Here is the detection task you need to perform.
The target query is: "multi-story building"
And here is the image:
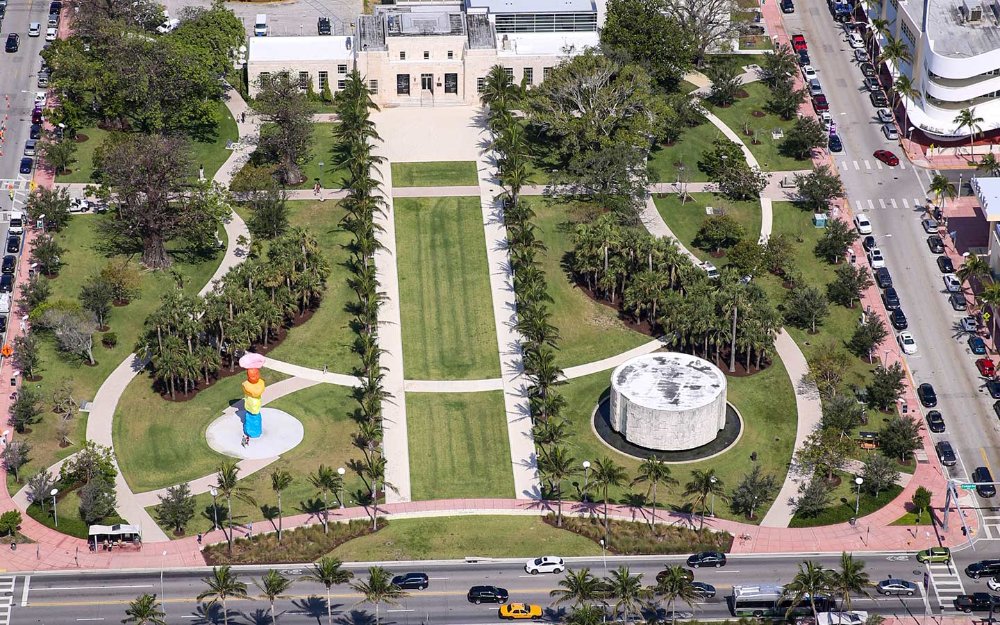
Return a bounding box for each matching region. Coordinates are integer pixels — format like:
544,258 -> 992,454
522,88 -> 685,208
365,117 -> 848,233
247,0 -> 599,106
872,0 -> 1000,139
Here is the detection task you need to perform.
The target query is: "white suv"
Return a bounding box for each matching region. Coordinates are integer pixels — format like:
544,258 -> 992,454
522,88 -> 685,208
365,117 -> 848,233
28,22 -> 40,37
525,556 -> 565,575
854,213 -> 872,234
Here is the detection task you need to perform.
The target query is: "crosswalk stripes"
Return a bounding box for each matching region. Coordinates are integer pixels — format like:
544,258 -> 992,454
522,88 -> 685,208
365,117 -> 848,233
0,576 -> 14,625
926,562 -> 966,612
846,197 -> 929,211
890,199 -> 898,209
838,159 -> 906,171
879,199 -> 886,209
868,199 -> 875,211
864,160 -> 872,170
978,514 -> 1000,539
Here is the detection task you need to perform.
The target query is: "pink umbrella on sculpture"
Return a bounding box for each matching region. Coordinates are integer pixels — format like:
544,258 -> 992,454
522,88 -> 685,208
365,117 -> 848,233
239,352 -> 266,370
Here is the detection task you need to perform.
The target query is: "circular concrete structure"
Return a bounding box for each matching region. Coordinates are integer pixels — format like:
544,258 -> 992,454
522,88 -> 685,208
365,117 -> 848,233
206,407 -> 304,460
609,353 -> 727,451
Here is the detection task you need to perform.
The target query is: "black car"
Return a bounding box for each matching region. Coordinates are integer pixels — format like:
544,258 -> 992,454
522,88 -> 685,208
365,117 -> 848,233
317,16 -> 331,35
1,255 -> 15,275
829,134 -> 843,152
687,551 -> 726,568
882,287 -> 900,310
391,573 -> 429,590
890,308 -> 908,330
49,0 -> 62,12
870,91 -> 889,107
781,0 -> 795,10
967,561 -> 1000,579
19,157 -> 33,174
987,379 -> 1000,400
0,274 -> 13,294
468,585 -> 508,604
798,49 -> 810,65
4,33 -> 18,52
926,410 -> 945,433
875,267 -> 892,289
860,62 -> 876,77
918,383 -> 937,407
29,124 -> 41,140
973,467 -> 997,498
937,255 -> 955,273
656,568 -> 694,583
951,292 -> 968,311
863,235 -> 877,251
955,593 -> 1000,612
994,400 -> 1000,421
0,316 -> 7,333
691,582 -> 717,598
927,235 -> 945,253
6,236 -> 19,254
936,441 -> 957,467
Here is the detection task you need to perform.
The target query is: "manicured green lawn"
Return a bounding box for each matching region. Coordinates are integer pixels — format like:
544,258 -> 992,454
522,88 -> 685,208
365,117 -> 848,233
8,215 -> 222,495
292,122 -> 350,190
557,359 -> 796,523
407,392 -> 514,500
790,472 -> 903,528
330,516 -> 601,561
653,193 -> 763,263
647,122 -> 720,183
707,82 -> 812,172
739,35 -> 773,51
143,383 -> 369,537
391,161 -> 479,187
395,196 -> 500,380
256,201 -> 356,374
26,488 -> 124,539
533,201 -> 651,369
55,100 -> 238,184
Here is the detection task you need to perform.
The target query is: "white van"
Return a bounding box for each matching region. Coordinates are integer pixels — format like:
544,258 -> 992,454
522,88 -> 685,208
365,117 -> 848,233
0,293 -> 11,315
254,14 -> 268,37
8,211 -> 23,235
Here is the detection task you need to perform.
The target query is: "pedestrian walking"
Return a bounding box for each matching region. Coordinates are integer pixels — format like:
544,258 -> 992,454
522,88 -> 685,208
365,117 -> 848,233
323,364 -> 328,374
248,521 -> 253,537
197,532 -> 202,545
240,111 -> 246,123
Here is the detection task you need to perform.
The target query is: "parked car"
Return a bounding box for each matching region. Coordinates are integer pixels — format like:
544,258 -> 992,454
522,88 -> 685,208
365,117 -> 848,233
499,604 -> 543,620
808,78 -> 823,96
468,586 -> 509,604
882,287 -> 900,310
860,62 -> 877,77
0,274 -> 12,293
854,48 -> 869,63
848,31 -> 864,48
961,316 -> 979,332
890,308 -> 907,330
525,556 -> 565,574
44,27 -> 56,41
4,33 -> 18,52
974,466 -> 997,497
792,34 -> 808,50
927,235 -> 945,253
863,235 -> 877,251
977,358 -> 996,378
943,274 -> 962,292
873,149 -> 899,166
954,593 -> 1000,612
18,158 -> 33,174
813,94 -> 829,112
989,577 -> 1000,592
317,16 -> 331,35
687,552 -> 727,568
867,247 -> 886,268
917,546 -> 951,563
936,441 -> 957,466
870,91 -> 889,107
391,573 -> 429,590
31,109 -> 42,125
987,379 -> 1000,399
882,123 -> 899,140
951,292 -> 968,311
29,124 -> 41,140
801,64 -> 818,81
874,266 -> 892,288
798,49 -> 811,65
854,213 -> 873,234
0,255 -> 14,275
877,579 -> 918,596
5,236 -> 19,254
898,331 -> 917,354
877,108 -> 894,123
994,400 -> 1000,420
781,0 -> 795,12
829,134 -> 843,152
864,77 -> 881,92
918,383 -> 937,407
967,561 -> 1000,579
937,255 -> 955,273
923,218 -> 940,233
0,316 -> 7,333
970,336 -> 988,354
926,410 -> 945,433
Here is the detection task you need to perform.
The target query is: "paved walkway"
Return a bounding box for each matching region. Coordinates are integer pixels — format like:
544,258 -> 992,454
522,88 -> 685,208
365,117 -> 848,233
475,116 -> 539,499
370,111 -> 411,504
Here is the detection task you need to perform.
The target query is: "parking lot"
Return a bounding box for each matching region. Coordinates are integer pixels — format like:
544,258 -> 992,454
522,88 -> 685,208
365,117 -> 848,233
161,0 -> 362,37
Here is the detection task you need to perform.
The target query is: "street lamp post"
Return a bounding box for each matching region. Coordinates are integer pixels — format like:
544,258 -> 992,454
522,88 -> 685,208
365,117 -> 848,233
210,487 -> 219,531
582,461 -> 591,501
337,467 -> 346,507
710,476 -> 718,517
51,488 -> 58,528
160,550 -> 167,611
599,538 -> 608,574
855,477 -> 864,517
959,173 -> 964,198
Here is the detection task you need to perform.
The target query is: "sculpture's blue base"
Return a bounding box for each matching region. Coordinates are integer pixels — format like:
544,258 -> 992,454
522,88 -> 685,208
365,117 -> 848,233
244,412 -> 262,438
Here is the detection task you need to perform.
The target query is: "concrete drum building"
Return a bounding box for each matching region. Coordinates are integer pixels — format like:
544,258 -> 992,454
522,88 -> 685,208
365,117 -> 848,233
609,353 -> 728,451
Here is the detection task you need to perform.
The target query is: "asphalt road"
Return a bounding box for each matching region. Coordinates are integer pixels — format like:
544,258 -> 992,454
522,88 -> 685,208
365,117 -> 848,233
6,553 -> 956,624
781,0 -> 1000,531
0,0 -> 46,186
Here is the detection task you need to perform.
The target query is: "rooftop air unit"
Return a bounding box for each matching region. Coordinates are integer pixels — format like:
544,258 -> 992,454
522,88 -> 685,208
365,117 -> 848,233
962,0 -> 983,22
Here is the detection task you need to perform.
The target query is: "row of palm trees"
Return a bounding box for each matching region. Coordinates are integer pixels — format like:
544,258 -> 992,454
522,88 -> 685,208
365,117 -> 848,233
332,70 -> 393,522
137,228 -> 329,398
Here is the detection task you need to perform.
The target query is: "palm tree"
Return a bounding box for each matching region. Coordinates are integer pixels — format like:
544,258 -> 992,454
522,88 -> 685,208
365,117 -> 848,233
957,253 -> 991,286
603,566 -> 647,623
782,561 -> 834,622
868,17 -> 890,58
632,458 -> 678,529
303,557 -> 355,625
979,283 -> 1000,348
683,469 -> 726,530
197,566 -> 249,625
122,593 -> 166,625
954,107 -> 985,160
892,74 -> 918,131
591,456 -> 629,540
977,153 -> 1000,177
655,566 -> 701,625
537,445 -> 576,527
270,468 -> 293,543
351,566 -> 408,625
256,569 -> 293,624
310,464 -> 344,534
830,552 -> 872,612
550,568 -> 603,606
565,604 -> 606,625
928,173 -> 957,214
214,461 -> 256,554
877,37 -> 912,78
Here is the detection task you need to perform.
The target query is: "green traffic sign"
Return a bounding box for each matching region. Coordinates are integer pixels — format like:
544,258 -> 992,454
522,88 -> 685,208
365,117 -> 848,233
961,484 -> 977,491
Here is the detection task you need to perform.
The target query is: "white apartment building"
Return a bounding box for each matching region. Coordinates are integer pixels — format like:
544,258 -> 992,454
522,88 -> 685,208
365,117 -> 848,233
873,0 -> 1000,139
247,0 -> 600,107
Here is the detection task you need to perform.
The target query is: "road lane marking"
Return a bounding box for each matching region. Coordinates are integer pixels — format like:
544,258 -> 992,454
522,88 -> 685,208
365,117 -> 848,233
864,160 -> 872,170
890,199 -> 898,209
876,160 -> 884,170
36,584 -> 155,591
76,619 -> 105,622
879,199 -> 886,209
19,576 -> 28,607
386,609 -> 415,613
868,199 -> 875,210
856,200 -> 864,212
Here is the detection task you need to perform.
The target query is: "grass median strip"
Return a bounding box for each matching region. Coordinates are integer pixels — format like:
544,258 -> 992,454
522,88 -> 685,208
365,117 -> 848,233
391,161 -> 479,187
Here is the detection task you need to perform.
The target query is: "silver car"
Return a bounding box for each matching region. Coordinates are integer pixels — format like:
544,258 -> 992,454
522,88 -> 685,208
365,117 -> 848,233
882,123 -> 899,140
877,578 -> 918,596
877,108 -> 893,123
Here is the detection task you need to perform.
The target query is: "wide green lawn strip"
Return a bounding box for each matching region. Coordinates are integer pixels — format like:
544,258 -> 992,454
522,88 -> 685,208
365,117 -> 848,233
533,200 -> 651,369
395,196 -> 500,380
26,488 -> 124,539
292,122 -> 350,190
391,161 -> 479,187
407,391 -> 514,500
330,516 -> 601,561
55,100 -> 238,184
707,82 -> 812,172
143,383 -> 369,537
257,201 -> 356,373
790,472 -> 903,528
557,360 -> 796,523
653,193 -> 763,264
648,122 -> 720,184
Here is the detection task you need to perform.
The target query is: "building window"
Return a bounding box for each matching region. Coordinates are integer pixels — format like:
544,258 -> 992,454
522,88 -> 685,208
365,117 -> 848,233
423,50 -> 429,59
900,22 -> 915,45
503,67 -> 514,79
369,79 -> 379,94
445,72 -> 458,94
298,71 -> 309,89
889,0 -> 898,9
318,71 -> 329,90
397,74 -> 410,95
447,50 -> 454,59
543,67 -> 553,80
337,80 -> 346,90
523,67 -> 534,85
399,50 -> 406,60
477,77 -> 486,93
494,12 -> 598,33
337,64 -> 348,74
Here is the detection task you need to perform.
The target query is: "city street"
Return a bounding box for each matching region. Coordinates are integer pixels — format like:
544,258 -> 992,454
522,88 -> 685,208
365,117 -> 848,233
781,0 -> 1000,533
7,553 -> 958,623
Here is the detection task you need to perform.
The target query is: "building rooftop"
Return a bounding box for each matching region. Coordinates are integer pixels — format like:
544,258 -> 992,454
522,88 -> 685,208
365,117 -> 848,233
611,353 -> 726,411
496,31 -> 599,55
249,36 -> 354,63
973,176 -> 1000,221
385,10 -> 466,36
467,0 -> 596,12
915,0 -> 1000,58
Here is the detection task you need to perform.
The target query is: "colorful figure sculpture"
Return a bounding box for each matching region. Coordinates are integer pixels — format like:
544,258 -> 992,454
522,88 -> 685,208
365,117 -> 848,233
238,353 -> 267,438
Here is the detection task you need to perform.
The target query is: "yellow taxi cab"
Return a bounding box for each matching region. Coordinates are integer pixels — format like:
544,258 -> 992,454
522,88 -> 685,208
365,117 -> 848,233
499,603 -> 543,620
